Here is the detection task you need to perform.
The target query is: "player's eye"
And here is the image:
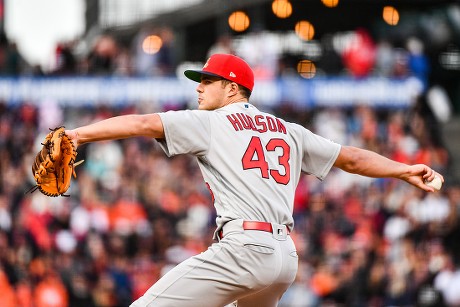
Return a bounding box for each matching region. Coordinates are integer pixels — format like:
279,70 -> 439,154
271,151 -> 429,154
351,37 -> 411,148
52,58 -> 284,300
201,77 -> 221,84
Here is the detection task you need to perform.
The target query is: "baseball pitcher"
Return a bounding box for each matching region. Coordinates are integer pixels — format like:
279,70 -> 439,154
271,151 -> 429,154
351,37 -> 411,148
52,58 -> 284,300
64,54 -> 443,307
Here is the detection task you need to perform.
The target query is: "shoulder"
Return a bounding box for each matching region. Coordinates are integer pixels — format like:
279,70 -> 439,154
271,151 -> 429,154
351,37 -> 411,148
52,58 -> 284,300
159,109 -> 211,119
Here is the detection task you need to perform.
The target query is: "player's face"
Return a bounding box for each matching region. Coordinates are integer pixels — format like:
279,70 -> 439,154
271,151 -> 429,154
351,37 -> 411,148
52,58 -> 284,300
196,76 -> 228,110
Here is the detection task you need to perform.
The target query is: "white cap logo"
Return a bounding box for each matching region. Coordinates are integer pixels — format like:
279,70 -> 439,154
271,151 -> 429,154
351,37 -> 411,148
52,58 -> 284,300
229,72 -> 236,78
203,58 -> 210,68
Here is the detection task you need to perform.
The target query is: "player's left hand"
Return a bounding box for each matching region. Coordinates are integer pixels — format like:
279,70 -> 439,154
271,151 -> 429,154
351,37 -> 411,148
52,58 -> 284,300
64,129 -> 80,150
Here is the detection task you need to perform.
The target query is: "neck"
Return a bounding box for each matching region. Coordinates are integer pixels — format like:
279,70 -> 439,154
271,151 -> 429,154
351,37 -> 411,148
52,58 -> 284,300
224,95 -> 248,106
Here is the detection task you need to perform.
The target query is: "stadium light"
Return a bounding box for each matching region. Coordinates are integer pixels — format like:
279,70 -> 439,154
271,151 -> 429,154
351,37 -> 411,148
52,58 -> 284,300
228,11 -> 250,32
295,20 -> 315,41
383,6 -> 399,26
272,0 -> 292,19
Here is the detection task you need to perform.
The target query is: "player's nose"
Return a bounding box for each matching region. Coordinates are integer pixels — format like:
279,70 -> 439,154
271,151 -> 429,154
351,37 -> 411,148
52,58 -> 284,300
196,83 -> 204,93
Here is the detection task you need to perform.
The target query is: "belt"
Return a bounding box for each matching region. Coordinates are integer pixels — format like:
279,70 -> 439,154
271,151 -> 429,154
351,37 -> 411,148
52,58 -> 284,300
218,221 -> 290,239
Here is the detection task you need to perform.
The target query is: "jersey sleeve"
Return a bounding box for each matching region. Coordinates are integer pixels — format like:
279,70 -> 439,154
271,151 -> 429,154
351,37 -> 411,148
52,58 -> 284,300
157,110 -> 211,156
300,126 -> 341,180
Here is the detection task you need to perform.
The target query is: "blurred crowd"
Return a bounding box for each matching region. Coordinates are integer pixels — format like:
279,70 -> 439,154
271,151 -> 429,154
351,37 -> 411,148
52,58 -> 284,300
0,27 -> 459,307
0,25 -> 433,85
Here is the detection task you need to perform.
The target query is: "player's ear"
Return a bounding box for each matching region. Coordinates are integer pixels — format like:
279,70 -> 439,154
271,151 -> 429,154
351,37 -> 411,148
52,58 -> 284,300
228,82 -> 239,97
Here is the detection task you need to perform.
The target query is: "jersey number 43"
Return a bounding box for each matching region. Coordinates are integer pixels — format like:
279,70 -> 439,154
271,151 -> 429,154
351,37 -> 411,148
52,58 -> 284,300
242,136 -> 291,185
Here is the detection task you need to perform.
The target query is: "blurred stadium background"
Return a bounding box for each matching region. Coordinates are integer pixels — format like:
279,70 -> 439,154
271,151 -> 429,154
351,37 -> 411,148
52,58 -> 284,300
0,0 -> 460,306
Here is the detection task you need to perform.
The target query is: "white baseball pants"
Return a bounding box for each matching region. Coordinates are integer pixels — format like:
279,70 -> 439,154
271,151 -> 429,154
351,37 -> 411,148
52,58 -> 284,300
130,219 -> 298,307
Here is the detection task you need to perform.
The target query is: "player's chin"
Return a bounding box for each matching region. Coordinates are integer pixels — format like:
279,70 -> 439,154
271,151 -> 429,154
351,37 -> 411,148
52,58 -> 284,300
197,103 -> 208,110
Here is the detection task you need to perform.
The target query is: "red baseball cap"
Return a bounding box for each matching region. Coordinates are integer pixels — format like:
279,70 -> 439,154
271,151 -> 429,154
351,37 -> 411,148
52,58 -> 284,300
184,54 -> 254,91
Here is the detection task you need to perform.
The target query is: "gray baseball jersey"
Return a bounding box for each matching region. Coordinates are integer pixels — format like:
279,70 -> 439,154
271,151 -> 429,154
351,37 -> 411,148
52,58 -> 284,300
157,102 -> 340,233
131,101 -> 341,307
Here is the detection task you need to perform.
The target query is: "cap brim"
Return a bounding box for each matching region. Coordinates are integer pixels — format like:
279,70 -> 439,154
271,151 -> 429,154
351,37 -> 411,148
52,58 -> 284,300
184,70 -> 221,83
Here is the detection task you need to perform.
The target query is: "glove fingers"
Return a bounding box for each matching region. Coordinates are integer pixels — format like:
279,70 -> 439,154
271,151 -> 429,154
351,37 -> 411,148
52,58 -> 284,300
57,163 -> 72,194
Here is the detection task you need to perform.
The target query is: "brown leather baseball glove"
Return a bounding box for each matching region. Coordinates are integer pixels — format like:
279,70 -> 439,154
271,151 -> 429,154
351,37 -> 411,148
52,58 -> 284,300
29,126 -> 81,197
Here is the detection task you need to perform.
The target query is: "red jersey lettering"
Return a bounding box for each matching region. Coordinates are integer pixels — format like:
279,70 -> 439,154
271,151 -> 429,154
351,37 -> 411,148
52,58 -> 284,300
227,113 -> 286,134
227,114 -> 243,131
254,115 -> 267,133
